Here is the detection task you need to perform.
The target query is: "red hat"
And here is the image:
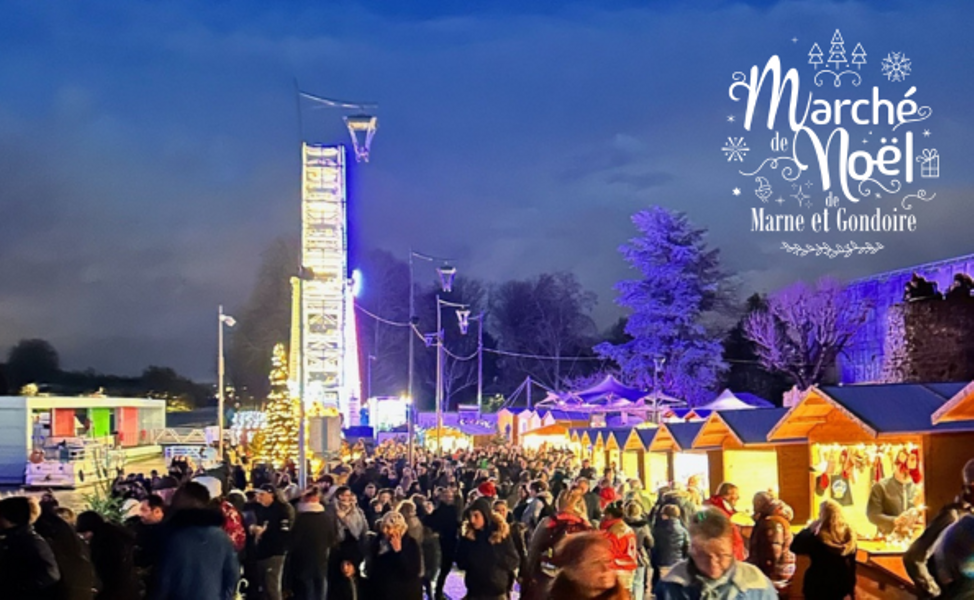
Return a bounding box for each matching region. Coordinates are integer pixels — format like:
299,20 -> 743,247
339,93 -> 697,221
599,486 -> 618,509
477,481 -> 497,498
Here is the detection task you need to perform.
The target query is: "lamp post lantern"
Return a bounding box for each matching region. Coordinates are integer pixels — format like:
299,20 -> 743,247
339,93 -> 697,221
407,250 -> 454,464
432,296 -> 472,454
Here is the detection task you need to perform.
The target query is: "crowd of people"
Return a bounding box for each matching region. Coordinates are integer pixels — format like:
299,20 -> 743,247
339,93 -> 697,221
1,441 -> 973,600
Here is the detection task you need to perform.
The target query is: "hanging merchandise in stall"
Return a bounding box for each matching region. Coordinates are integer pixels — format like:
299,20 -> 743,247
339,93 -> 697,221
810,440 -> 924,545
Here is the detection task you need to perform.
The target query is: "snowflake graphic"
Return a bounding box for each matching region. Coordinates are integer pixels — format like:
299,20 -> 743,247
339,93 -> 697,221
722,137 -> 749,162
881,52 -> 911,82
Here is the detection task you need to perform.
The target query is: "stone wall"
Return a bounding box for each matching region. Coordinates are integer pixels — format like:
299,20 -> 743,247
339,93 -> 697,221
881,296 -> 974,382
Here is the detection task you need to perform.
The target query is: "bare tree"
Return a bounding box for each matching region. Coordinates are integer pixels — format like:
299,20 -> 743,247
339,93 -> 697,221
490,272 -> 598,390
744,277 -> 870,390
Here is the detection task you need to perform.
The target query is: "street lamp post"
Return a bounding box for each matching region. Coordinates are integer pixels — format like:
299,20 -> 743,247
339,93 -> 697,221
651,355 -> 666,424
407,250 -> 454,463
217,306 -> 236,459
433,296 -> 470,454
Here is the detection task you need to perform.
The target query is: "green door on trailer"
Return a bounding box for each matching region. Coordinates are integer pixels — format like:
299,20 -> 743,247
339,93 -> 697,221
90,408 -> 111,438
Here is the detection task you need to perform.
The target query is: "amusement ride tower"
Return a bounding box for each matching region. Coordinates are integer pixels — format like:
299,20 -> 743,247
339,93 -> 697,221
291,91 -> 377,432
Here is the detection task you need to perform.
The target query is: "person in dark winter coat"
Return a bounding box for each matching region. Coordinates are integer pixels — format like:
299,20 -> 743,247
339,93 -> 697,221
425,486 -> 461,599
624,501 -> 655,600
325,559 -> 363,600
287,487 -> 338,600
414,494 -> 442,600
366,511 -> 424,600
151,482 -> 240,600
327,486 -> 369,599
76,510 -> 140,600
494,500 -> 527,594
34,499 -> 95,600
576,478 -> 603,525
790,499 -> 857,600
252,485 -> 294,600
933,514 -> 974,600
0,496 -> 61,600
456,498 -> 520,600
905,457 -> 974,598
651,504 -> 689,577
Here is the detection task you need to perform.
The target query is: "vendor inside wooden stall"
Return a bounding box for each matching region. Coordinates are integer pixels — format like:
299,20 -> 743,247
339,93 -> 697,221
768,383 -> 974,598
661,421 -> 710,499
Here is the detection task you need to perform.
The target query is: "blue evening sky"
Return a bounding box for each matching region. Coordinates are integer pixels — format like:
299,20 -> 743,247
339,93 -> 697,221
0,0 -> 971,378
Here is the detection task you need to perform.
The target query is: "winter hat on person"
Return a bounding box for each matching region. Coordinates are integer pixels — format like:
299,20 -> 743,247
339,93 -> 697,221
193,476 -> 223,501
477,481 -> 498,498
598,486 -> 618,509
121,498 -> 141,520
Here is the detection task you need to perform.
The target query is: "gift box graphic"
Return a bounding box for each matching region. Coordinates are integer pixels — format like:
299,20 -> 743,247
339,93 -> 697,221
917,148 -> 939,178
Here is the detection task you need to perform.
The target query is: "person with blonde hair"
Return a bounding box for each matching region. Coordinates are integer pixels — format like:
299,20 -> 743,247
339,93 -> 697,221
790,499 -> 857,600
365,511 -> 423,600
521,488 -> 594,600
624,501 -> 654,600
547,531 -> 630,600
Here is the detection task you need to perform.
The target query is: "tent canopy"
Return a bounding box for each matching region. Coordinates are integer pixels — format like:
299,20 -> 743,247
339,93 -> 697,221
698,389 -> 774,411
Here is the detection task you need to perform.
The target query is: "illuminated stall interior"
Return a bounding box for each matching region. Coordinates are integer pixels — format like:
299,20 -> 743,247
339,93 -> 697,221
661,421 -> 709,495
623,427 -> 672,492
768,383 -> 974,547
579,429 -> 601,471
521,423 -> 571,451
692,408 -> 808,520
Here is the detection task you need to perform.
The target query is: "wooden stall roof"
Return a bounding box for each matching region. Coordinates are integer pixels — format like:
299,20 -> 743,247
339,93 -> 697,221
693,408 -> 790,449
623,426 -> 675,452
524,423 -> 569,437
684,409 -> 713,422
663,421 -> 705,452
578,428 -> 598,447
932,380 -> 974,424
768,383 -> 974,443
591,427 -> 630,451
623,426 -> 656,451
537,409 -> 591,423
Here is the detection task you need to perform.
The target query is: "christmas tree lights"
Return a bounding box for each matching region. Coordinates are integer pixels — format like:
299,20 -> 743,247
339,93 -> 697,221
261,343 -> 300,468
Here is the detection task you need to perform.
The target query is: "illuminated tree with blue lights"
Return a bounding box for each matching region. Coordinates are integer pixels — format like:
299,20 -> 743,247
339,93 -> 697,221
595,207 -> 726,406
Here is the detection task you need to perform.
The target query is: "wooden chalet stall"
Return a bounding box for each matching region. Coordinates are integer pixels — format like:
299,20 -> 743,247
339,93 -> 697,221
691,408 -> 811,521
767,383 -> 974,599
520,423 -> 571,451
660,421 -> 710,495
622,427 -> 672,492
576,428 -> 601,470
497,408 -> 533,445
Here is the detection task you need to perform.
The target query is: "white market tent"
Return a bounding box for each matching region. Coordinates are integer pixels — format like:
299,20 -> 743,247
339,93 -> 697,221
697,389 -> 774,411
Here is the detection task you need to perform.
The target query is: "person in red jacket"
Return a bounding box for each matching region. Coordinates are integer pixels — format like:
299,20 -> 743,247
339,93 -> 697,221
600,502 -> 639,590
704,482 -> 746,561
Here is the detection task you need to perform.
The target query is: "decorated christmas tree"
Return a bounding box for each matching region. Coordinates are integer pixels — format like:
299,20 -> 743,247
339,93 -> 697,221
261,343 -> 300,468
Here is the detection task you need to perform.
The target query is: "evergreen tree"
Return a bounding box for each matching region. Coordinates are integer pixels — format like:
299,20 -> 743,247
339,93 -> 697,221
261,343 -> 300,468
852,43 -> 867,69
808,43 -> 823,69
595,207 -> 727,405
828,30 -> 848,69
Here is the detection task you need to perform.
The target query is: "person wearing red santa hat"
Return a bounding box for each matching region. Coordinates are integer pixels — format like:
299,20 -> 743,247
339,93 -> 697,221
477,480 -> 498,499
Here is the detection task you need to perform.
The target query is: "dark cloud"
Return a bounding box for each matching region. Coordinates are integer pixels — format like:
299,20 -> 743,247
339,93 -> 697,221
0,0 -> 971,378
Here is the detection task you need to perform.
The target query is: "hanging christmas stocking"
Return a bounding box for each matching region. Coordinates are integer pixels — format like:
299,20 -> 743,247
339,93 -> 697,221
908,448 -> 922,484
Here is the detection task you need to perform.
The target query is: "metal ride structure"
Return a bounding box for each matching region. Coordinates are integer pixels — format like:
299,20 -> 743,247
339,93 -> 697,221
292,89 -> 377,486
